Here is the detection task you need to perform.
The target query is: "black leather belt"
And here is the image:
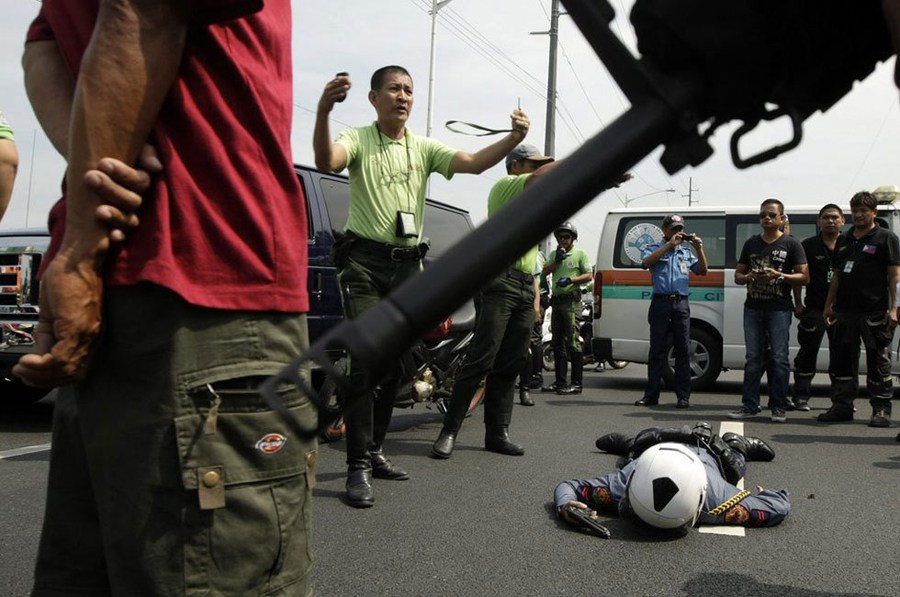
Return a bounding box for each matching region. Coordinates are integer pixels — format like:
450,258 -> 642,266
352,236 -> 429,262
653,293 -> 688,301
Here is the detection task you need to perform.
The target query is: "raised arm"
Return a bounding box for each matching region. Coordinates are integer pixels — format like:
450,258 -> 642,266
449,109 -> 529,174
313,74 -> 350,172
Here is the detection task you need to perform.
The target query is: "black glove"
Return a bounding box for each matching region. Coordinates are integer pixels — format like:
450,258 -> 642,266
558,277 -> 572,288
554,247 -> 566,263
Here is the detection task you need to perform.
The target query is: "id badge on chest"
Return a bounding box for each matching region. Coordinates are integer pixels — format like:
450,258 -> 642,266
680,260 -> 688,275
827,269 -> 834,283
396,210 -> 417,238
843,260 -> 854,274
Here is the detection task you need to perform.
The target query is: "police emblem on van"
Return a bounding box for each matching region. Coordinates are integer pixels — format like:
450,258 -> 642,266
623,223 -> 663,264
256,433 -> 287,454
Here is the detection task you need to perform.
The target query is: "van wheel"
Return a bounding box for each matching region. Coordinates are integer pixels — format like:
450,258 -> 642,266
661,327 -> 721,391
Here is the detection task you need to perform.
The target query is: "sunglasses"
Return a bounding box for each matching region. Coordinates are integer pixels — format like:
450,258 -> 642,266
759,211 -> 780,219
557,234 -> 573,240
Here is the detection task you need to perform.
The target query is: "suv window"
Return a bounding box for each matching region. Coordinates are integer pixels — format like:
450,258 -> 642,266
423,203 -> 472,257
319,177 -> 350,234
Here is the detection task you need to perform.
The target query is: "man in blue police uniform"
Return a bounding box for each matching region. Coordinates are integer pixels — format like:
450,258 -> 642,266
635,214 -> 708,408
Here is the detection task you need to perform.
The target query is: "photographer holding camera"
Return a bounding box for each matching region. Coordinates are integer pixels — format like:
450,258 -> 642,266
635,214 -> 708,408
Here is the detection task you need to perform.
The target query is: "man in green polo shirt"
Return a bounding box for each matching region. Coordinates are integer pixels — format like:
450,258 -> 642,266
0,109 -> 18,223
314,65 -> 531,508
543,221 -> 593,395
431,144 -> 556,460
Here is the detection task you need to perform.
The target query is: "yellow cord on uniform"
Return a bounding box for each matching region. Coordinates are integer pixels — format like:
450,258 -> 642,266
707,489 -> 751,516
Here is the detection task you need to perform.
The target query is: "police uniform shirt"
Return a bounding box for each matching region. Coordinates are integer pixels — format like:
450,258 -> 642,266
834,225 -> 900,313
641,241 -> 699,296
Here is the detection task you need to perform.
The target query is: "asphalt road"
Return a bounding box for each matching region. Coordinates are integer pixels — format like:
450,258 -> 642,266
2,367 -> 898,596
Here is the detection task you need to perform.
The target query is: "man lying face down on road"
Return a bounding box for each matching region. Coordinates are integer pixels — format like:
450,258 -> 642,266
554,423 -> 790,533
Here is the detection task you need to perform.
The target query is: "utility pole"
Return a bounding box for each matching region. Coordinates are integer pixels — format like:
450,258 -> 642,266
531,0 -> 560,156
426,0 -> 457,139
684,177 -> 700,207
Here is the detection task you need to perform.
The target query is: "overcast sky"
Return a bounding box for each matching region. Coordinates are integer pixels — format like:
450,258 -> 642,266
2,1 -> 898,254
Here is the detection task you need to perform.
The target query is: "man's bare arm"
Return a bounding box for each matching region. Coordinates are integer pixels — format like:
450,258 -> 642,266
0,139 -> 17,222
23,40 -> 74,157
15,0 -> 191,387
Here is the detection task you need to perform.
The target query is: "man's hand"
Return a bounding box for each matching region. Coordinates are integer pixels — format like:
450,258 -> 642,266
554,246 -> 566,263
318,74 -> 351,114
559,500 -> 595,526
558,277 -> 572,288
90,143 -> 162,242
13,249 -> 103,387
510,108 -> 529,137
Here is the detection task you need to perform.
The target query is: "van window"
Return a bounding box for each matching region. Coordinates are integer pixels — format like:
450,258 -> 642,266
732,213 -> 822,267
615,216 -> 726,269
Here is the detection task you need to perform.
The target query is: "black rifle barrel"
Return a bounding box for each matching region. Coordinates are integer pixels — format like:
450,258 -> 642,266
304,86 -> 698,387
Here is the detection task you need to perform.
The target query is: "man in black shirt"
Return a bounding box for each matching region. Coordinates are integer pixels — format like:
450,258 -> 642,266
730,199 -> 808,423
821,192 -> 900,427
791,204 -> 849,411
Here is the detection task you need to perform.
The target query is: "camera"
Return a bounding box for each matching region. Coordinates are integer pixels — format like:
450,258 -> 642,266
680,233 -> 695,242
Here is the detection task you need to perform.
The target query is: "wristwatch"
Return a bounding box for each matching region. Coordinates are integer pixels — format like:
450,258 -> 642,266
776,274 -> 785,284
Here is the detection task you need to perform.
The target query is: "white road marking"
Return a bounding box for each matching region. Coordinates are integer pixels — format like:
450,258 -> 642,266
0,443 -> 51,460
698,421 -> 746,536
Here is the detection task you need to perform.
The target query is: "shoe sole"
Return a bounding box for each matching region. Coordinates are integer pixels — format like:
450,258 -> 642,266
372,470 -> 410,481
430,448 -> 452,460
727,413 -> 756,419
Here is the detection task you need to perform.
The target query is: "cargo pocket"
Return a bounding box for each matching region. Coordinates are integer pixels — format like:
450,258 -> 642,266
174,381 -> 316,594
866,313 -> 894,349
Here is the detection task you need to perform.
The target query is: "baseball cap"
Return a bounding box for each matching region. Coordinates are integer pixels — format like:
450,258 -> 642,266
505,144 -> 554,169
662,214 -> 685,228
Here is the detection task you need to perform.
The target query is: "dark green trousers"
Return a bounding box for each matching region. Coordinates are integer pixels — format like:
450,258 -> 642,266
442,269 -> 535,432
337,246 -> 421,465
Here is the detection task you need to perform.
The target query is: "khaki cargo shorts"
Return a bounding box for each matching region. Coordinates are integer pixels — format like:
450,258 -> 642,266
33,284 -> 316,596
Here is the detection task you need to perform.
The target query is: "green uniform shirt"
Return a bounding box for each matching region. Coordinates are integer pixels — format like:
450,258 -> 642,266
551,246 -> 592,294
336,123 -> 456,246
487,174 -> 539,274
0,110 -> 13,141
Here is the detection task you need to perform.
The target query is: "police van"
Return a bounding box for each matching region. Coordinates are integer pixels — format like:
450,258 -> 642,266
591,197 -> 900,390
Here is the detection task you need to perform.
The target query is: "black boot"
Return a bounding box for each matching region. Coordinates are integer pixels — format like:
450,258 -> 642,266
370,448 -> 409,480
346,463 -> 374,508
722,432 -> 776,462
519,389 -> 534,406
570,353 -> 583,393
431,429 -> 457,459
485,425 -> 524,455
594,432 -> 634,455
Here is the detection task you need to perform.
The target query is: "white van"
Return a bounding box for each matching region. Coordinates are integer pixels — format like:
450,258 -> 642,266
591,201 -> 900,389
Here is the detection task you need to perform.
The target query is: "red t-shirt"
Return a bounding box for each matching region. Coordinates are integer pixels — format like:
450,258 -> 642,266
28,0 -> 309,313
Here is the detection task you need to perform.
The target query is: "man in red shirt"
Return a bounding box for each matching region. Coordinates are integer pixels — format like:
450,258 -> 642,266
16,1 -> 315,594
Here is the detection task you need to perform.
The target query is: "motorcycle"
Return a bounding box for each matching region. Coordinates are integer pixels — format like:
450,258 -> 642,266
319,300 -> 484,442
541,295 -> 628,372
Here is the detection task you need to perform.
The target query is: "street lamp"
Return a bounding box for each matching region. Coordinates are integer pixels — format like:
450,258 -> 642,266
619,188 -> 675,207
426,0 -> 457,139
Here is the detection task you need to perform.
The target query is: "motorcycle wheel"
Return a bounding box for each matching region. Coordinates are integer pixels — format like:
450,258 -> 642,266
542,341 -> 555,372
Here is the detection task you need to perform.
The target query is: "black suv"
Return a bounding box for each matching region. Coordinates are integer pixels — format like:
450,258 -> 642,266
0,164 -> 474,402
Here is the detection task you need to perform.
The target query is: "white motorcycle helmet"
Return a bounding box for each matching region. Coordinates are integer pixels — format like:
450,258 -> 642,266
626,442 -> 708,529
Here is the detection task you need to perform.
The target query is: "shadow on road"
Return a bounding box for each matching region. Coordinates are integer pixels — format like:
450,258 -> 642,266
0,393 -> 54,434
